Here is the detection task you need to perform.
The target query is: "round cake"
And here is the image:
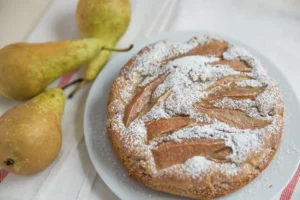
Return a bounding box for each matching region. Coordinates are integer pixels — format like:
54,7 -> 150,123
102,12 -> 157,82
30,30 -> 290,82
106,36 -> 284,199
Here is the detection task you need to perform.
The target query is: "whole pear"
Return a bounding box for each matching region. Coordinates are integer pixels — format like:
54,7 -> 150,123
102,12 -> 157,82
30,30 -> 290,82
0,88 -> 65,175
0,38 -> 104,100
76,0 -> 131,82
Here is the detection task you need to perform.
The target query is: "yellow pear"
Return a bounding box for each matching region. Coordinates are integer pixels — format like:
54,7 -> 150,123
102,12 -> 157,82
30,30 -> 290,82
70,0 -> 131,97
0,88 -> 65,175
0,38 -> 104,100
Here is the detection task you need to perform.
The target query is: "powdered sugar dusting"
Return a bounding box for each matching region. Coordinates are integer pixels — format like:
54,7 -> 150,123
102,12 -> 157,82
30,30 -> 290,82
227,132 -> 262,163
130,36 -> 213,77
181,156 -> 212,179
236,79 -> 265,88
214,98 -> 267,119
107,36 -> 284,180
256,86 -> 282,116
156,156 -> 241,179
142,103 -> 171,122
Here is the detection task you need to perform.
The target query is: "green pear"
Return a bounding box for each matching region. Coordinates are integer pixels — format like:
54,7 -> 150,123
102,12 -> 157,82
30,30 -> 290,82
71,0 -> 131,97
0,88 -> 65,175
0,38 -> 104,100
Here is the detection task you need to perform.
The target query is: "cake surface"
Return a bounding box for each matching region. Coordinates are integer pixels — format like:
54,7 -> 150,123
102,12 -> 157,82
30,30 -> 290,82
106,36 -> 284,199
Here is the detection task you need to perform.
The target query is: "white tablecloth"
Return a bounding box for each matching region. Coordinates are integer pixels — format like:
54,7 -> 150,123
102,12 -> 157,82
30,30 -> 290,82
0,0 -> 300,199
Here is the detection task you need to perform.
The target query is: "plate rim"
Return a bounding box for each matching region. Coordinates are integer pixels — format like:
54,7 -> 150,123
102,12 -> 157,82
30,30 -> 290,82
84,30 -> 300,200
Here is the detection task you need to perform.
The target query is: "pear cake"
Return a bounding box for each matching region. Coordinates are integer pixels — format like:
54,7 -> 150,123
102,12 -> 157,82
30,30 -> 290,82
106,36 -> 284,199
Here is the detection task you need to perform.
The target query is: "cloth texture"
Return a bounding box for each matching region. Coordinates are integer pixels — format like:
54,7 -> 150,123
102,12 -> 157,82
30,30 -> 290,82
0,0 -> 300,199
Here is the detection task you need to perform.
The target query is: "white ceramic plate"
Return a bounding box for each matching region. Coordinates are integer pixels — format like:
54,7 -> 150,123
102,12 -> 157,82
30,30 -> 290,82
84,31 -> 300,200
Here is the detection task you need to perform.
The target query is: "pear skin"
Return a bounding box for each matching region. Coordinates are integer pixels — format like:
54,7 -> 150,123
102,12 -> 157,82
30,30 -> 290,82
0,88 -> 65,175
0,38 -> 103,100
76,0 -> 131,81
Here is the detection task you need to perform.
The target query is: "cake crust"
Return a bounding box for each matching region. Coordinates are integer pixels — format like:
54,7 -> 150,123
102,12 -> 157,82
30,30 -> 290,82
106,36 -> 284,199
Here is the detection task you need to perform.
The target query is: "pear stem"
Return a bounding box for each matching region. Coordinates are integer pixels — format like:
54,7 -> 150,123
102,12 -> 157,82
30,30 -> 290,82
67,80 -> 87,99
102,44 -> 133,52
63,44 -> 133,98
61,78 -> 84,90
